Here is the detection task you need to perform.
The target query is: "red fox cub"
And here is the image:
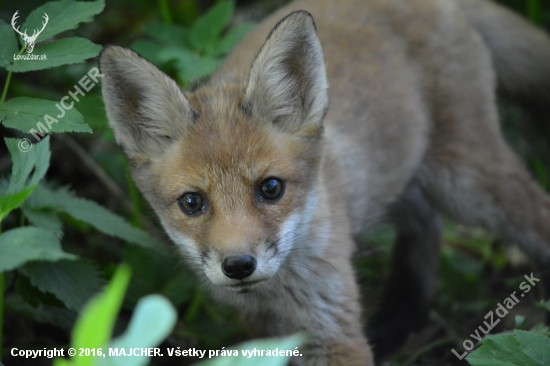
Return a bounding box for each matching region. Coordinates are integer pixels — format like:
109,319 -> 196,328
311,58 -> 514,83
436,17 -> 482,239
99,0 -> 550,364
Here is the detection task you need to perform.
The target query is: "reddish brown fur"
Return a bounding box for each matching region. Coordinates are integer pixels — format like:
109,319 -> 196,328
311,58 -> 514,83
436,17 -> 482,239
99,0 -> 550,364
151,86 -> 322,255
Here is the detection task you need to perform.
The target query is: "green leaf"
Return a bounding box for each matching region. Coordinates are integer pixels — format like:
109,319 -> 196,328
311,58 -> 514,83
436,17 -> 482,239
20,259 -> 104,311
190,1 -> 234,52
7,37 -> 101,72
6,295 -> 76,329
0,137 -> 50,220
1,97 -> 91,134
466,330 -> 550,366
196,334 -> 306,366
53,358 -> 71,366
537,299 -> 550,313
21,0 -> 105,43
0,19 -> 18,67
0,227 -> 76,272
76,94 -> 108,130
27,135 -> 51,187
123,245 -> 194,307
158,47 -> 220,83
100,295 -> 177,366
130,40 -> 168,68
176,55 -> 220,83
212,22 -> 254,56
515,330 -> 550,364
23,184 -> 158,247
22,208 -> 63,238
4,138 -> 46,194
142,23 -> 189,48
72,265 -> 131,366
23,183 -> 60,209
16,274 -> 65,308
55,190 -> 157,248
0,187 -> 36,222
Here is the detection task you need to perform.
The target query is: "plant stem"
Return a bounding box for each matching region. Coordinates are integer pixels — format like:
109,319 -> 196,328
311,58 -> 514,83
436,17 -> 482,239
0,71 -> 12,106
1,47 -> 26,106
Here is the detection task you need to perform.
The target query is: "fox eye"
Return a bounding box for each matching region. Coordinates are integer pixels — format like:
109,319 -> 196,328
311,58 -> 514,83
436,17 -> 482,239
259,178 -> 284,201
179,192 -> 205,215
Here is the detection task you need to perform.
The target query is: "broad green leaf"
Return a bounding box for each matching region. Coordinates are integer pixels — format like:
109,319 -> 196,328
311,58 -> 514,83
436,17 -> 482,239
157,46 -> 194,63
1,97 -> 91,134
0,187 -> 36,222
72,265 -> 131,366
55,189 -> 157,248
20,259 -> 104,311
0,19 -> 18,67
0,137 -> 50,220
175,55 -> 220,84
7,37 -> 101,72
76,94 -> 108,130
27,134 -> 51,187
23,183 -> 59,209
100,295 -> 177,366
158,47 -> 220,83
142,23 -> 189,48
16,274 -> 64,308
212,22 -> 254,56
190,1 -> 234,52
515,330 -> 550,364
6,295 -> 76,329
24,184 -> 157,247
196,334 -> 306,366
130,40 -> 168,67
5,137 -> 39,194
22,208 -> 63,238
0,227 -> 76,272
21,0 -> 105,43
466,330 -> 550,366
123,245 -> 194,307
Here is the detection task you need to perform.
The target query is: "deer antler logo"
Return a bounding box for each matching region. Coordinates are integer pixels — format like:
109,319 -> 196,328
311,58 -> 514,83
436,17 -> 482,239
11,11 -> 49,54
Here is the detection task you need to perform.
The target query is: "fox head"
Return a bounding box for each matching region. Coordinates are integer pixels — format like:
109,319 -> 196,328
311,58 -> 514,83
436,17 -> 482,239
99,11 -> 328,292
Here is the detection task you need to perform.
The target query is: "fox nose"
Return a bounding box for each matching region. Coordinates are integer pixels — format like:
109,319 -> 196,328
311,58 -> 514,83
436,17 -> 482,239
222,254 -> 257,280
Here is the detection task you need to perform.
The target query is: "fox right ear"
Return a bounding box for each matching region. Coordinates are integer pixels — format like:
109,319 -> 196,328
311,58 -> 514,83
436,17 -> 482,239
99,46 -> 195,162
243,11 -> 328,137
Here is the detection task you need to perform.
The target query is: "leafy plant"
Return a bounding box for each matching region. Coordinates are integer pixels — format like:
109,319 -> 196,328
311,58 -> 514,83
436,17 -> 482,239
131,1 -> 254,86
56,265 -> 304,366
467,329 -> 550,366
0,0 -> 161,358
54,265 -> 178,366
0,0 -> 256,362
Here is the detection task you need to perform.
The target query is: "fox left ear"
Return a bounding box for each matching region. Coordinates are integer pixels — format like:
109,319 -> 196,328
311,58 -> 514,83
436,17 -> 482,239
99,45 -> 195,162
243,11 -> 328,137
